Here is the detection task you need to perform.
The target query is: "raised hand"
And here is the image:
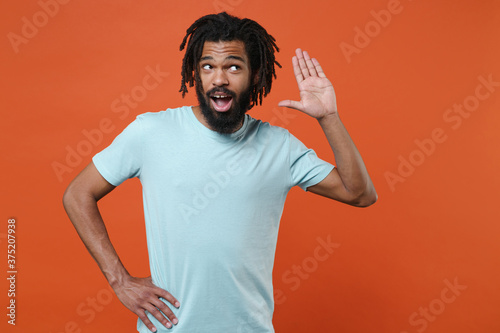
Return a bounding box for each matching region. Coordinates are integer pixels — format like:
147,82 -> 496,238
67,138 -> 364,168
278,48 -> 337,119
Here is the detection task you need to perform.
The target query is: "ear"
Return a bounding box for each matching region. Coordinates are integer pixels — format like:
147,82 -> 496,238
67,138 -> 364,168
252,70 -> 260,86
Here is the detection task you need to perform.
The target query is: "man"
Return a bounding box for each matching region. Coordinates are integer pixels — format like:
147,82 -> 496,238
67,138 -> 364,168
63,12 -> 377,333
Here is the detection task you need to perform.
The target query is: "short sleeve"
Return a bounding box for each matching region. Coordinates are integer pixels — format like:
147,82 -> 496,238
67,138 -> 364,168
288,132 -> 335,191
92,117 -> 143,186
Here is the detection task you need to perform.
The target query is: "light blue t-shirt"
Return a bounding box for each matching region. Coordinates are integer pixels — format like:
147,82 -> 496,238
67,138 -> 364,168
92,106 -> 334,332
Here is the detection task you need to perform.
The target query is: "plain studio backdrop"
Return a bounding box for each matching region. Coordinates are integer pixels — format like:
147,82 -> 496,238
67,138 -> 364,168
1,0 -> 499,332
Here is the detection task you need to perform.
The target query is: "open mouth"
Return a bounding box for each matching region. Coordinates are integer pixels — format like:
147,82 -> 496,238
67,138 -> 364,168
210,92 -> 233,112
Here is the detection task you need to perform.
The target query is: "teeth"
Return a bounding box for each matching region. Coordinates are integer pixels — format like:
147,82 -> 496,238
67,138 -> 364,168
213,94 -> 229,98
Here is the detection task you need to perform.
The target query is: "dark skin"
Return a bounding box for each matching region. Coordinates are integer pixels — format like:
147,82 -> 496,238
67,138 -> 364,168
63,40 -> 377,333
63,164 -> 179,332
278,47 -> 377,206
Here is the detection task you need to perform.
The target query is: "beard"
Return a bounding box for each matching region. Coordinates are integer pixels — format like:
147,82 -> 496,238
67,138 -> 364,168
196,83 -> 252,134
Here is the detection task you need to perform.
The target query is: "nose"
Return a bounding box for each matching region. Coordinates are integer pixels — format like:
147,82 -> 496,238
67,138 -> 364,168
213,69 -> 229,87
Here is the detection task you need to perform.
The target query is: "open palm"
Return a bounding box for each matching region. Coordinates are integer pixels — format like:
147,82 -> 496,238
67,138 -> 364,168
279,48 -> 337,119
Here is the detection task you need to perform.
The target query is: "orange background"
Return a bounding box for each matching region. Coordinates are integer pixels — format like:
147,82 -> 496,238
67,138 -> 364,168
2,0 -> 500,332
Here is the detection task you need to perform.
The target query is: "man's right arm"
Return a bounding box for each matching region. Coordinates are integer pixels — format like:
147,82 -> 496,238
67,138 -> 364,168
62,162 -> 179,332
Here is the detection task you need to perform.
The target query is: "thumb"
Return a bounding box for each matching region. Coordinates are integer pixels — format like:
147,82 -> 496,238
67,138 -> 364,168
278,99 -> 303,111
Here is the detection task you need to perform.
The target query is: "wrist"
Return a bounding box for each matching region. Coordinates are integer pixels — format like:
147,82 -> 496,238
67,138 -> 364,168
317,112 -> 340,124
105,266 -> 131,289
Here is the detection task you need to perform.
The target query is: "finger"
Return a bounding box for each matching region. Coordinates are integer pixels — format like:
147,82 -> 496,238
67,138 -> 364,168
291,56 -> 303,84
295,48 -> 310,78
278,99 -> 304,112
146,276 -> 180,308
146,304 -> 175,330
143,281 -> 180,328
312,58 -> 327,78
155,287 -> 180,308
303,51 -> 318,77
154,298 -> 179,325
137,310 -> 159,333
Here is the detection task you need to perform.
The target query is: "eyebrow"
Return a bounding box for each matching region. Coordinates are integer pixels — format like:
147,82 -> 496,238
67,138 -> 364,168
200,55 -> 246,63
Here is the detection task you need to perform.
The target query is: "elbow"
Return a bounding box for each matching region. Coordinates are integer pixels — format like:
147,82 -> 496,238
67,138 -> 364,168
355,191 -> 378,207
62,183 -> 75,212
349,187 -> 378,208
62,182 -> 81,214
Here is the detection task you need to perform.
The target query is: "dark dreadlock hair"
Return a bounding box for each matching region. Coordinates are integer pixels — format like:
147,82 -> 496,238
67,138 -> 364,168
179,12 -> 281,109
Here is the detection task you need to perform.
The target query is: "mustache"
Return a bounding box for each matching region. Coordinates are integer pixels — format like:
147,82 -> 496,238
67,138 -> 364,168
206,87 -> 236,98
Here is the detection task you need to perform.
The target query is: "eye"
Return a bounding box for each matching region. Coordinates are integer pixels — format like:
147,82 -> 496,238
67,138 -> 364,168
228,65 -> 240,72
201,64 -> 212,70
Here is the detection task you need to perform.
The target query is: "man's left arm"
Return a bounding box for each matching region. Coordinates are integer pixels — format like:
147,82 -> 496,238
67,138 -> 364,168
279,48 -> 377,207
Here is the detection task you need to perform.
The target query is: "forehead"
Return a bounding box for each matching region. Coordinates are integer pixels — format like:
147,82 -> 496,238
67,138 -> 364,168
200,40 -> 248,62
